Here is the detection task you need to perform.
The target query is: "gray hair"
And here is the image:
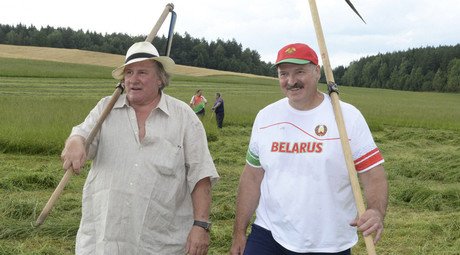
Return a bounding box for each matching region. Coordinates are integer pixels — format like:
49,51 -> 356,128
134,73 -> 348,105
153,60 -> 171,90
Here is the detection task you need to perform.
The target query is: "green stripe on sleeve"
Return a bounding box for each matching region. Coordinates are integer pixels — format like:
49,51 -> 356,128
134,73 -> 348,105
246,149 -> 261,167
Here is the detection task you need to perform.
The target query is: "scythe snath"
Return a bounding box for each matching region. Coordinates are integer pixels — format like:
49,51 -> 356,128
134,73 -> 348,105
35,3 -> 177,227
306,0 -> 376,254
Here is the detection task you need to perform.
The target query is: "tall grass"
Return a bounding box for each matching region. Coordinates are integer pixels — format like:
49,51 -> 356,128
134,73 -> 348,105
1,57 -> 459,254
2,76 -> 459,154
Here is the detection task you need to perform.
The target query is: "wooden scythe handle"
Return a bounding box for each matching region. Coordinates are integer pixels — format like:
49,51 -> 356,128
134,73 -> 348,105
145,3 -> 175,43
35,3 -> 175,227
307,0 -> 377,254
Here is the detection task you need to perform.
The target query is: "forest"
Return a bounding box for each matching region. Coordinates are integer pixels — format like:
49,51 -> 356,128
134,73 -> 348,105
333,45 -> 460,92
0,24 -> 275,77
1,24 -> 459,92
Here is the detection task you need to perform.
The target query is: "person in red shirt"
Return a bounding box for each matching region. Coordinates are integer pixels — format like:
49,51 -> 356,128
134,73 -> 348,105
190,89 -> 208,118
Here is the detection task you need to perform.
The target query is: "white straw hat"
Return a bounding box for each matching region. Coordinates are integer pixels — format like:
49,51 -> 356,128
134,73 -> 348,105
112,41 -> 175,80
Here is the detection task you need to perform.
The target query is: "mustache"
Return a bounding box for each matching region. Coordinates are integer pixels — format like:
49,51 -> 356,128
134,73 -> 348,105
286,83 -> 304,90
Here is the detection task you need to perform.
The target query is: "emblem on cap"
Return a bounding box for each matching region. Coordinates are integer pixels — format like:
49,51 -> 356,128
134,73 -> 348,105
315,125 -> 328,136
285,47 -> 296,54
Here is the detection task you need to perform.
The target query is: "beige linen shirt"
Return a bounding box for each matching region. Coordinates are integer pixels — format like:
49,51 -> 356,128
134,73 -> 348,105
70,93 -> 219,255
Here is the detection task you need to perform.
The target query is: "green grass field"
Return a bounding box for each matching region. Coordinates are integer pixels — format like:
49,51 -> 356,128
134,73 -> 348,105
0,57 -> 459,254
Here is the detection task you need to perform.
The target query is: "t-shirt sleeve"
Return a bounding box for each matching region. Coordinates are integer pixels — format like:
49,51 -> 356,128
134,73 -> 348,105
246,112 -> 262,168
348,109 -> 384,173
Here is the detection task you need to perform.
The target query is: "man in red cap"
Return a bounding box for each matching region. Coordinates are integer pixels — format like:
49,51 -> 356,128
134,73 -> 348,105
230,43 -> 388,255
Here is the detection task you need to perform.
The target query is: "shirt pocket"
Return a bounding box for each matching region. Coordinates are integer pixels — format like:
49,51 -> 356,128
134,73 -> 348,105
144,136 -> 184,177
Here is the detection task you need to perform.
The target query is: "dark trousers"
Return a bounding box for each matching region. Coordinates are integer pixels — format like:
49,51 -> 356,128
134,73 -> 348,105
244,224 -> 351,255
215,112 -> 224,128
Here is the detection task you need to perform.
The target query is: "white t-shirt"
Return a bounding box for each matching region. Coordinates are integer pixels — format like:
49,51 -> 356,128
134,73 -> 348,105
246,93 -> 384,253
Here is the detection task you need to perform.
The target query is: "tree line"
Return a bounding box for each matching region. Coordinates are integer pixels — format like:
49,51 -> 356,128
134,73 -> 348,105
332,45 -> 460,93
1,24 -> 459,92
0,24 -> 276,77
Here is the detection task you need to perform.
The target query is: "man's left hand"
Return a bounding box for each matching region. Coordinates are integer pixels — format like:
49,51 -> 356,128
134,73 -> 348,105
185,226 -> 210,255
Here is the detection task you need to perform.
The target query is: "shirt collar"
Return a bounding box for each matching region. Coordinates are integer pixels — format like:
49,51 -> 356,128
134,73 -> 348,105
156,92 -> 170,116
113,92 -> 171,116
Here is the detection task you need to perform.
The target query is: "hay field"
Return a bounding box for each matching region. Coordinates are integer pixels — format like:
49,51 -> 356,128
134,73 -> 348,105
0,45 -> 459,254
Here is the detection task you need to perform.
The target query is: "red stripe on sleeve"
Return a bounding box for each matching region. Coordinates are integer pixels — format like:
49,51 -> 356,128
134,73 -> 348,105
354,148 -> 379,165
354,149 -> 384,172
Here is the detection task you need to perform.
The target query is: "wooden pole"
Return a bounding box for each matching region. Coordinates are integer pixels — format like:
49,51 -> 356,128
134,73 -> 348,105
307,0 -> 377,254
35,3 -> 175,227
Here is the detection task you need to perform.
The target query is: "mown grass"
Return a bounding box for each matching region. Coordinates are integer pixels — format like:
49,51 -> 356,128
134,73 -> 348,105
0,57 -> 459,254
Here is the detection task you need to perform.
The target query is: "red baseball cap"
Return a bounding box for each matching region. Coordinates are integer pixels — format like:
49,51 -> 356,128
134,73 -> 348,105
274,43 -> 319,66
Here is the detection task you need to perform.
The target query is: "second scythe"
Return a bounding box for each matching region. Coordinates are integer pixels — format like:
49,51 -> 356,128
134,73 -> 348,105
307,0 -> 377,255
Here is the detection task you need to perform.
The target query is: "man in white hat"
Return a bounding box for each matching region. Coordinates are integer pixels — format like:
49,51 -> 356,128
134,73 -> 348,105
61,41 -> 219,255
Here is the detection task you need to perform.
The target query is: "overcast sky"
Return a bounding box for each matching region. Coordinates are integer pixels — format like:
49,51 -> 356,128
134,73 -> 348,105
3,0 -> 459,68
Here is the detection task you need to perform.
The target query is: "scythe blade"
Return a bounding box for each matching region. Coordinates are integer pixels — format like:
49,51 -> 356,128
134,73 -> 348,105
345,0 -> 366,24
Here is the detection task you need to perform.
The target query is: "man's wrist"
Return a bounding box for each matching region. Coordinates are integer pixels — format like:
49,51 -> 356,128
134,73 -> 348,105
193,220 -> 212,231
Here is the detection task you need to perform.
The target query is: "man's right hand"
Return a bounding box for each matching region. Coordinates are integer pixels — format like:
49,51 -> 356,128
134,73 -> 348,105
60,135 -> 86,174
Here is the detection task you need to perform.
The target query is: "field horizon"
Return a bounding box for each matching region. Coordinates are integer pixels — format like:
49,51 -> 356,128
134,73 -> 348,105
0,44 -> 275,79
0,45 -> 459,254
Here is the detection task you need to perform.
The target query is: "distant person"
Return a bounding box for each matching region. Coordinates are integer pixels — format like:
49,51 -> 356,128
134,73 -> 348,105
60,41 -> 219,255
211,92 -> 225,129
190,89 -> 208,118
230,43 -> 388,255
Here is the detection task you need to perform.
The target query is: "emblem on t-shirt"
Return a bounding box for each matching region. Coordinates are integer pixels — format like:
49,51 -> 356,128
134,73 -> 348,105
315,125 -> 327,136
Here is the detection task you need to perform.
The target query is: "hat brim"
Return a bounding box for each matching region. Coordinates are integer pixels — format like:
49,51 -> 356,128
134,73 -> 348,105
273,58 -> 311,67
112,56 -> 175,80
